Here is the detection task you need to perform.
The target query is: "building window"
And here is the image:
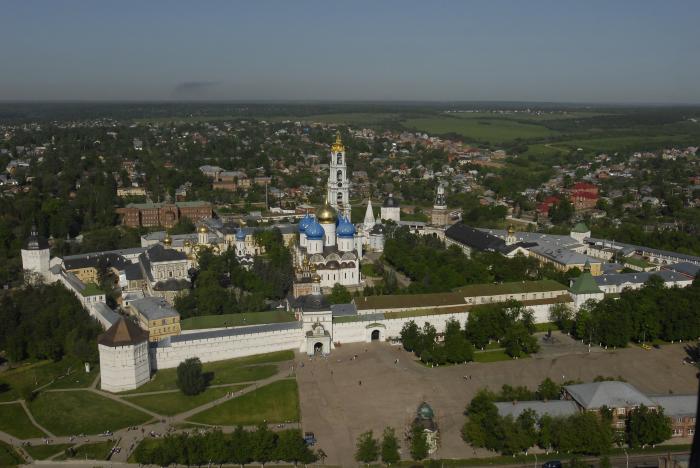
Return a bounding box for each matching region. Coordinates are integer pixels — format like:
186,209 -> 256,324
617,408 -> 626,415
689,429 -> 695,436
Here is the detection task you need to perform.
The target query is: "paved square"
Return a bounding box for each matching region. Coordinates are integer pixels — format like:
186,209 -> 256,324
296,334 -> 698,465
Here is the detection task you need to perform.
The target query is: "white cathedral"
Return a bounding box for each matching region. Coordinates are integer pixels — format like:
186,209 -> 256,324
289,133 -> 386,289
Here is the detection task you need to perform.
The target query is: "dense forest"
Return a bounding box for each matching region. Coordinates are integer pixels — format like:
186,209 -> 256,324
0,283 -> 101,363
382,226 -> 576,294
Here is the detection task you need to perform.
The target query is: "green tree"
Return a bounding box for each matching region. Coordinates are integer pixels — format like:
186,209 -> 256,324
328,283 -> 352,304
380,427 -> 401,465
355,430 -> 379,465
536,378 -> 561,400
176,357 -> 206,396
252,424 -> 277,465
410,424 -> 430,461
400,321 -> 420,353
626,405 -> 672,448
549,303 -> 574,333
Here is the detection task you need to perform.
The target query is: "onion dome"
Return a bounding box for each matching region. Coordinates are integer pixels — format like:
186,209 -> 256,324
305,220 -> 325,241
24,224 -> 49,250
184,240 -> 192,247
317,204 -> 337,224
298,214 -> 313,233
236,229 -> 247,241
383,193 -> 399,208
198,225 -> 209,234
336,215 -> 356,238
163,235 -> 172,246
370,224 -> 385,235
507,225 -> 515,235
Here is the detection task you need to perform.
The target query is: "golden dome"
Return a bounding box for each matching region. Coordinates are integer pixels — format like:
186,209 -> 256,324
317,204 -> 337,223
507,225 -> 515,235
312,273 -> 321,283
184,240 -> 192,247
331,132 -> 344,153
198,225 -> 209,234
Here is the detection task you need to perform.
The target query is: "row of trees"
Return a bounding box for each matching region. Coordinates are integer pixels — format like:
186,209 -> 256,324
355,425 -> 430,464
550,276 -> 700,347
462,389 -> 672,456
400,300 -> 541,364
133,427 -> 318,466
400,319 -> 474,365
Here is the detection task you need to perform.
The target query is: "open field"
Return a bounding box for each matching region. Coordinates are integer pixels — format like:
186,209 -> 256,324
473,349 -> 512,363
125,385 -> 246,416
0,441 -> 22,467
0,403 -> 45,439
442,110 -> 611,121
54,440 -> 115,461
296,338 -> 699,465
268,112 -> 402,125
121,350 -> 292,394
403,116 -> 558,143
23,443 -> 72,460
181,310 -> 296,330
29,391 -> 151,436
0,359 -> 95,402
189,379 -> 299,426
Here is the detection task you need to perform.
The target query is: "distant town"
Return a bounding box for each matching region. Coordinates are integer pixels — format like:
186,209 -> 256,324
0,103 -> 699,467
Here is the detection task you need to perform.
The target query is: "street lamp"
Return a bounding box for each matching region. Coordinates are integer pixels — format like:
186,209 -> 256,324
624,448 -> 629,468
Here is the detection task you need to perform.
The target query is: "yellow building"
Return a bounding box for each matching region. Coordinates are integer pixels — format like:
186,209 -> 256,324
128,297 -> 181,342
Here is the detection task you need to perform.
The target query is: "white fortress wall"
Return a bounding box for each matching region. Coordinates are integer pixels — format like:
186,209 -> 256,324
151,325 -> 303,370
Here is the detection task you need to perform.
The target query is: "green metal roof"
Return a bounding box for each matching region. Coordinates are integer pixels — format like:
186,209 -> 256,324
572,222 -> 589,233
569,272 -> 602,295
453,279 -> 568,297
81,282 -> 105,297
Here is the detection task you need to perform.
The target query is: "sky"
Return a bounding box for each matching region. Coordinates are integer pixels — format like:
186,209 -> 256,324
1,1 -> 699,103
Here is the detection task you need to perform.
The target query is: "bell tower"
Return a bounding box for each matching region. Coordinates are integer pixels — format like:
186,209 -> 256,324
327,132 -> 351,218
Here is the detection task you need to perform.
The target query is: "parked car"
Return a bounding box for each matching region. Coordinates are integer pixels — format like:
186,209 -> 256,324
542,461 -> 563,468
303,432 -> 316,446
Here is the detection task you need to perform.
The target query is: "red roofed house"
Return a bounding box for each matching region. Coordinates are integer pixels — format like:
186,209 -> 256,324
537,196 -> 560,216
570,182 -> 599,211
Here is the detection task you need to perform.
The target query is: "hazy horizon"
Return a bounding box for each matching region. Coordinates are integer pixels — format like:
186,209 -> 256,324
2,0 -> 699,104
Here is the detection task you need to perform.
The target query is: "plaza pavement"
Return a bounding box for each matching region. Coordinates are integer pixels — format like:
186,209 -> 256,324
296,332 -> 699,466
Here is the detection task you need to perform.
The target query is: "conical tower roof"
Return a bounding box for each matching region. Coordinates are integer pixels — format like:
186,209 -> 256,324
363,200 -> 375,228
569,269 -> 602,295
98,318 -> 149,347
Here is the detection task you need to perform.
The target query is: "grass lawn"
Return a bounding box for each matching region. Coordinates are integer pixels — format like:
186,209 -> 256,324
29,391 -> 152,436
122,350 -> 292,394
0,359 -> 96,402
0,441 -> 23,467
473,350 -> 513,363
55,440 -> 114,460
181,311 -> 296,330
24,443 -> 72,460
189,379 -> 299,426
125,385 -> 246,416
55,440 -> 115,461
535,322 -> 561,333
402,116 -> 557,143
0,403 -> 46,439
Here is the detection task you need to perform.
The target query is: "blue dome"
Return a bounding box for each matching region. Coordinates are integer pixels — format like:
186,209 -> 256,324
236,229 -> 246,241
337,215 -> 356,238
298,214 -> 312,233
305,221 -> 325,241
